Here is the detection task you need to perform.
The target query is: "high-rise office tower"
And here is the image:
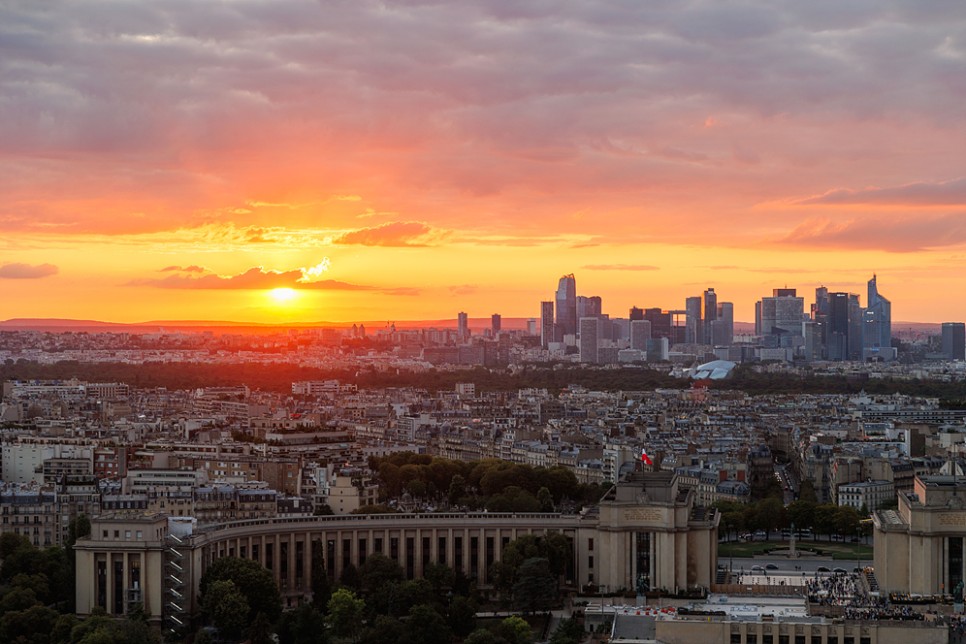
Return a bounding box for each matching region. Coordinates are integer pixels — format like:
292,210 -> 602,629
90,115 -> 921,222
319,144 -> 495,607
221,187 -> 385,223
712,302 -> 734,346
579,317 -> 599,364
457,312 -> 469,341
555,274 -> 577,339
630,319 -> 651,351
864,274 -> 892,353
942,323 -> 966,360
813,286 -> 829,321
540,301 -> 555,347
685,296 -> 702,344
629,306 -> 644,321
703,288 -> 717,344
758,289 -> 805,337
848,294 -> 863,360
644,308 -> 672,339
577,295 -> 602,319
491,314 -> 501,335
827,292 -> 852,360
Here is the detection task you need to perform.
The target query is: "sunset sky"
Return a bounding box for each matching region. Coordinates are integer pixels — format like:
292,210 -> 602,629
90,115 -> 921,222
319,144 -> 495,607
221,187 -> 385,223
2,1 -> 965,325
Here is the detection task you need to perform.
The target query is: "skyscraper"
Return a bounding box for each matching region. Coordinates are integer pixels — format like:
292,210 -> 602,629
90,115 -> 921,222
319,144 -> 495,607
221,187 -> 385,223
712,301 -> 734,346
864,274 -> 892,354
457,312 -> 469,341
491,314 -> 501,335
702,288 -> 717,344
540,301 -> 555,347
942,323 -> 966,361
827,292 -> 852,361
577,295 -> 602,319
758,289 -> 805,337
685,296 -> 702,344
579,317 -> 599,364
555,274 -> 577,340
630,319 -> 651,352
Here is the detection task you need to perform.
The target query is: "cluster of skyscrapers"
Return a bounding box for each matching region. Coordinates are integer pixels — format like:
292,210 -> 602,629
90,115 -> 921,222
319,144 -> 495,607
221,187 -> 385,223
455,273 -> 965,364
754,275 -> 895,361
540,274 -> 734,364
530,272 -> 965,363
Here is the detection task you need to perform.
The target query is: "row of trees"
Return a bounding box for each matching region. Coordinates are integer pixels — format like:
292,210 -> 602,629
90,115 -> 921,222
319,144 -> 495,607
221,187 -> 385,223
368,453 -> 608,513
716,498 -> 870,542
7,357 -> 966,401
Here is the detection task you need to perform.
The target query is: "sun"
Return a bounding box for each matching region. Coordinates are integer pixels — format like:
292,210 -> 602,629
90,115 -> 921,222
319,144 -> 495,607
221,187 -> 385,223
268,287 -> 298,304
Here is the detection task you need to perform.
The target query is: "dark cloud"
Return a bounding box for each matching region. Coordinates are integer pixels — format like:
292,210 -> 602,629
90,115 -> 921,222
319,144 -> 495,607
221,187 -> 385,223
799,178 -> 966,205
0,262 -> 58,279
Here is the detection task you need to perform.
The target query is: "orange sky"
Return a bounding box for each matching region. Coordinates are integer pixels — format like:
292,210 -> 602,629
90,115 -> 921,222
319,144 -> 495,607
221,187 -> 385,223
2,2 -> 966,324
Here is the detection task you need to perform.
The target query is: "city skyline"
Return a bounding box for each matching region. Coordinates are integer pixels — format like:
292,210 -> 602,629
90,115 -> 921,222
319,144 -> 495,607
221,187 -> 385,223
2,3 -> 966,324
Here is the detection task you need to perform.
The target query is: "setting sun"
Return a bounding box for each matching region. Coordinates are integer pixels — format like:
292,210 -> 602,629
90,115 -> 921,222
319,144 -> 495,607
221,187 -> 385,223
268,288 -> 298,304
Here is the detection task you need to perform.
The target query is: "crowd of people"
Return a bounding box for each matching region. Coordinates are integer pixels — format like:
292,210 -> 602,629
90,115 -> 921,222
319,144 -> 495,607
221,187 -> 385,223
806,572 -> 864,606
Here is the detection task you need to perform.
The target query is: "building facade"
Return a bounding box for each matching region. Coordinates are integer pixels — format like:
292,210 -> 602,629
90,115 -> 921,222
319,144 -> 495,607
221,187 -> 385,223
75,471 -> 718,633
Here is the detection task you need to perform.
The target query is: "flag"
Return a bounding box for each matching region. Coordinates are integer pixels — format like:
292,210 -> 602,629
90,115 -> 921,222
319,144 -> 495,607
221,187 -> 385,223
640,448 -> 653,466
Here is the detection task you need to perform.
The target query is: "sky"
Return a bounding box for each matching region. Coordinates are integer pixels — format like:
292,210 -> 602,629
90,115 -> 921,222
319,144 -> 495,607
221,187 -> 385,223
2,1 -> 965,325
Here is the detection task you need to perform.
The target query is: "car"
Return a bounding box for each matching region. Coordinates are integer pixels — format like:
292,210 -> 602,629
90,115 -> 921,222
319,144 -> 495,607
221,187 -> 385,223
817,566 -> 831,572
833,567 -> 848,574
751,565 -> 765,572
765,564 -> 779,570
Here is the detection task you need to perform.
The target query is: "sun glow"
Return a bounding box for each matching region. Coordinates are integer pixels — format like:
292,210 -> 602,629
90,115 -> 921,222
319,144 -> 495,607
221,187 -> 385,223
268,287 -> 298,304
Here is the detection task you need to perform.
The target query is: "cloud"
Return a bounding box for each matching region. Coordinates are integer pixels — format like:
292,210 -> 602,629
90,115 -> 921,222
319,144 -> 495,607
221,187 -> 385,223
160,265 -> 207,273
449,284 -> 478,295
332,221 -> 447,247
0,262 -> 59,279
799,178 -> 966,206
779,214 -> 966,252
129,260 -> 414,294
582,264 -> 660,271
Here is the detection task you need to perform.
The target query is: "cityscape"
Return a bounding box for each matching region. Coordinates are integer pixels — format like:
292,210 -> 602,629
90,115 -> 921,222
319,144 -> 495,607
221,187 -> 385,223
3,2 -> 966,644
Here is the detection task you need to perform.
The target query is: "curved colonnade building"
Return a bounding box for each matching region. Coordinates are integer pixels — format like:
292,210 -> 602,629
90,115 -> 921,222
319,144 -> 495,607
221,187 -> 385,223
74,471 -> 719,631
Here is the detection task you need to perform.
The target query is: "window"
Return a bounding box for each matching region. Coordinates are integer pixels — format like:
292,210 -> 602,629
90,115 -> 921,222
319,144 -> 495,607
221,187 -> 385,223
588,538 -> 594,551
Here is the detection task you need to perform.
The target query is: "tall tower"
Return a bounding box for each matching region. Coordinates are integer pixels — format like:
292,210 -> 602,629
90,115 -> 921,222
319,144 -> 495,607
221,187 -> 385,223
942,323 -> 966,360
630,319 -> 651,352
579,317 -> 599,364
702,288 -> 717,345
491,314 -> 501,335
864,274 -> 892,353
457,312 -> 469,341
555,274 -> 577,340
540,301 -> 555,348
685,296 -> 702,344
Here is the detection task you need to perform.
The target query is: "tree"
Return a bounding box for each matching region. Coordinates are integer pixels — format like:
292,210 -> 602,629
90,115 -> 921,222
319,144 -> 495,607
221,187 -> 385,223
199,557 -> 282,624
496,615 -> 533,644
359,553 -> 404,599
512,558 -> 556,612
248,612 -> 274,644
448,474 -> 467,506
447,595 -> 478,637
464,629 -> 503,644
276,603 -> 326,644
0,604 -> 60,644
400,604 -> 451,644
327,588 -> 365,641
201,579 -> 249,641
549,617 -> 583,644
537,487 -> 555,512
